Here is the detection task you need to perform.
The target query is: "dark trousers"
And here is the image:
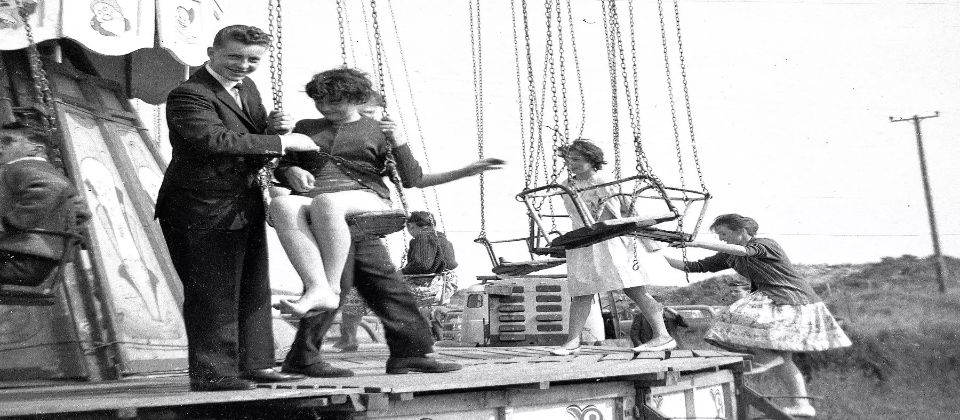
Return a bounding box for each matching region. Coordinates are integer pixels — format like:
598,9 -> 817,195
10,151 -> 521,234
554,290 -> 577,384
0,251 -> 58,286
161,222 -> 274,379
284,237 -> 434,368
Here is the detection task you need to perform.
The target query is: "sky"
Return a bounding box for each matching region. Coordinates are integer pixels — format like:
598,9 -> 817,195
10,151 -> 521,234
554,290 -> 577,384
204,0 -> 960,288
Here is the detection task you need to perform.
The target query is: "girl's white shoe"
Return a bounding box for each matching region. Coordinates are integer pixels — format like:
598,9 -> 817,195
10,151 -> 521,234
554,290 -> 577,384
549,346 -> 582,356
631,337 -> 677,353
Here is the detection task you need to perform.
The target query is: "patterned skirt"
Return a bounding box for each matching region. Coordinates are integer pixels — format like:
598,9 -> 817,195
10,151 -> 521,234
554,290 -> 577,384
704,292 -> 852,353
403,270 -> 459,308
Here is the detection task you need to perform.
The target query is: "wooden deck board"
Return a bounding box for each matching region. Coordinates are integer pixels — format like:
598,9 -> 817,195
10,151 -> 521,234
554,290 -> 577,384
2,346 -> 745,417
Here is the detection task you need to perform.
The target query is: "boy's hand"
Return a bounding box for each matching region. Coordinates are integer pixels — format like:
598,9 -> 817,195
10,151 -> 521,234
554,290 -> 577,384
282,133 -> 320,152
284,167 -> 316,192
269,110 -> 296,133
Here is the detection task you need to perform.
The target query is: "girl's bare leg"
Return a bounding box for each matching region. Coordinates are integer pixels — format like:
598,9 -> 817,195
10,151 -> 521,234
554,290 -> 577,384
550,295 -> 594,354
280,191 -> 385,316
773,352 -> 816,415
623,286 -> 676,349
271,195 -> 341,315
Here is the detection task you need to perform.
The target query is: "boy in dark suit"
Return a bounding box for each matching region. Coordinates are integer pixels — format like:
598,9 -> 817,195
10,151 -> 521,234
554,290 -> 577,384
155,24 -> 318,392
0,123 -> 79,286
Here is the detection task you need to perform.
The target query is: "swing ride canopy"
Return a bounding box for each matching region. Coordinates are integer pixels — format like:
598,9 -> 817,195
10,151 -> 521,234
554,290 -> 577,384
0,0 -> 231,104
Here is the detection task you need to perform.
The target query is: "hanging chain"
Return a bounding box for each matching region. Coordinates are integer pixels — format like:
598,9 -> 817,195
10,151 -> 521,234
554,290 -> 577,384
386,0 -> 445,230
565,0 -> 586,140
511,0 -> 531,189
336,0 -> 349,67
600,0 -> 621,179
469,0 -> 487,236
369,0 -> 408,213
16,0 -> 60,167
267,0 -> 283,112
656,0 -> 685,191
153,105 -> 162,143
674,0 -> 707,193
521,0 -> 539,189
554,0 -> 569,144
542,0 -> 563,184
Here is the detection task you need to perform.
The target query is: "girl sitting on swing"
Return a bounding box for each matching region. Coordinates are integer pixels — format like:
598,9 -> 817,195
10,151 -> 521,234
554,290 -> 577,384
271,67 -> 503,316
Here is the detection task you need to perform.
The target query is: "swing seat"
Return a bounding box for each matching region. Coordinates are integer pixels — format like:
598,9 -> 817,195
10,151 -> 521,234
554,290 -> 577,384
346,209 -> 408,241
491,258 -> 566,277
630,226 -> 693,243
0,229 -> 84,307
549,213 -> 674,251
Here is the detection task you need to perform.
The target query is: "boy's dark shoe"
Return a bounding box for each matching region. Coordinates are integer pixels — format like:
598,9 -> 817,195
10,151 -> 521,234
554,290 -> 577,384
385,356 -> 463,374
282,361 -> 355,378
242,368 -> 305,382
190,376 -> 257,392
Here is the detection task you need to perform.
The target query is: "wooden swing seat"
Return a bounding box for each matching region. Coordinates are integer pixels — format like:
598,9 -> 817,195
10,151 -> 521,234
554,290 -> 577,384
346,209 -> 408,241
491,258 -> 566,277
0,229 -> 84,307
549,212 -> 675,251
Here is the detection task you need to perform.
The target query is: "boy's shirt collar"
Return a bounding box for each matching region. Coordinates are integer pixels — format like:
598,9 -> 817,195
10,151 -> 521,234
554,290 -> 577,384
205,63 -> 241,91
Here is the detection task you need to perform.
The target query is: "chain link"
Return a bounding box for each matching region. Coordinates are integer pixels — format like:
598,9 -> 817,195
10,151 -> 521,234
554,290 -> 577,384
469,0 -> 486,236
554,0 -> 569,143
673,0 -> 707,193
369,0 -> 408,213
600,0 -> 620,179
336,0 -> 349,67
656,0 -> 685,191
267,0 -> 283,112
16,0 -> 60,166
565,0 -> 586,140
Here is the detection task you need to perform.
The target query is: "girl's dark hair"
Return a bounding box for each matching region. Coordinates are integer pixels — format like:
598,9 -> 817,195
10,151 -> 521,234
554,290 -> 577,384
557,139 -> 607,170
407,211 -> 436,228
304,68 -> 373,105
710,214 -> 759,236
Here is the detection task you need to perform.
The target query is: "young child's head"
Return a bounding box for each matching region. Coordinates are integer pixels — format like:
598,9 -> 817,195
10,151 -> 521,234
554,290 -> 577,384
406,211 -> 436,234
359,91 -> 387,121
0,122 -> 49,164
558,139 -> 607,177
305,67 -> 373,123
709,213 -> 759,245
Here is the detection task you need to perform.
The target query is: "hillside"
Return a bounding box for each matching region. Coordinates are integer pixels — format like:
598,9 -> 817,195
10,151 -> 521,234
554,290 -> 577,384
653,255 -> 960,419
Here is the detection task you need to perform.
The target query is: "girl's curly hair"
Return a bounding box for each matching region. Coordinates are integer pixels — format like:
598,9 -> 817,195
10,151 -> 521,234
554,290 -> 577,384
557,139 -> 607,171
304,67 -> 373,105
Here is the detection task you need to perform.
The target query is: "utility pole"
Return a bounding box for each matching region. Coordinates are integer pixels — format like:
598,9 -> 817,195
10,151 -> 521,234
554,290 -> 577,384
889,112 -> 950,293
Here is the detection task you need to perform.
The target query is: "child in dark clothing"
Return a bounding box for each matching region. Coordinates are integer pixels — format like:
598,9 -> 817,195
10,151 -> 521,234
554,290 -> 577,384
0,123 -> 82,286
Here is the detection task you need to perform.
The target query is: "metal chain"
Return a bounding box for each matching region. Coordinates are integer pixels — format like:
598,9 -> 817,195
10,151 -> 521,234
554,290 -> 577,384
554,0 -> 569,143
521,0 -> 539,189
16,0 -> 60,166
673,0 -> 707,193
600,0 -> 621,179
565,0 -> 586,140
336,0 -> 349,67
267,0 -> 283,112
542,0 -> 563,184
511,0 -> 530,188
341,0 -> 358,67
386,0 -> 445,229
656,0 -> 685,190
369,0 -> 408,213
469,0 -> 486,236
153,105 -> 162,143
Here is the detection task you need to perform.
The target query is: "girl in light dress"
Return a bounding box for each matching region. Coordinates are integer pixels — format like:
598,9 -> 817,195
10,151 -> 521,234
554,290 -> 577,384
551,139 -> 677,355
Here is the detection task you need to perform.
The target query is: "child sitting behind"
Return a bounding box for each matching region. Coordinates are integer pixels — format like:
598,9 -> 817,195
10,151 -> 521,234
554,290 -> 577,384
0,123 -> 83,286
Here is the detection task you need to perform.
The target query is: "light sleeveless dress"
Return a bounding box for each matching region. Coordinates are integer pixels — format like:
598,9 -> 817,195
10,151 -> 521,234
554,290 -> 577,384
561,174 -> 671,297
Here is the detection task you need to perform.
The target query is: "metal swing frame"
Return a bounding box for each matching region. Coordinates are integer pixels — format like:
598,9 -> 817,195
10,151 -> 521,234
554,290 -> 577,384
517,174 -> 710,255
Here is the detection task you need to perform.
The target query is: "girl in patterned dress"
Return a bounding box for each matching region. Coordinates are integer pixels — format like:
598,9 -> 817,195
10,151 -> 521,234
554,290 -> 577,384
550,139 -> 677,356
666,214 -> 851,418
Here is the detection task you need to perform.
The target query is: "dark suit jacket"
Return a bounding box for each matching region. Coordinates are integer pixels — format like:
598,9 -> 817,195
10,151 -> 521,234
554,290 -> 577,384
155,67 -> 283,230
0,159 -> 78,260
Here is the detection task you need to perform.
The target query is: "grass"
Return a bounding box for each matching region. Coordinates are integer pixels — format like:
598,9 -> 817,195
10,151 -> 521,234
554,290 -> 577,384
655,255 -> 960,419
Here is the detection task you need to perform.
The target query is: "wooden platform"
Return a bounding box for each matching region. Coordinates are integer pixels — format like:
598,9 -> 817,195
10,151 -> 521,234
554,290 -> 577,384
0,346 -> 746,418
